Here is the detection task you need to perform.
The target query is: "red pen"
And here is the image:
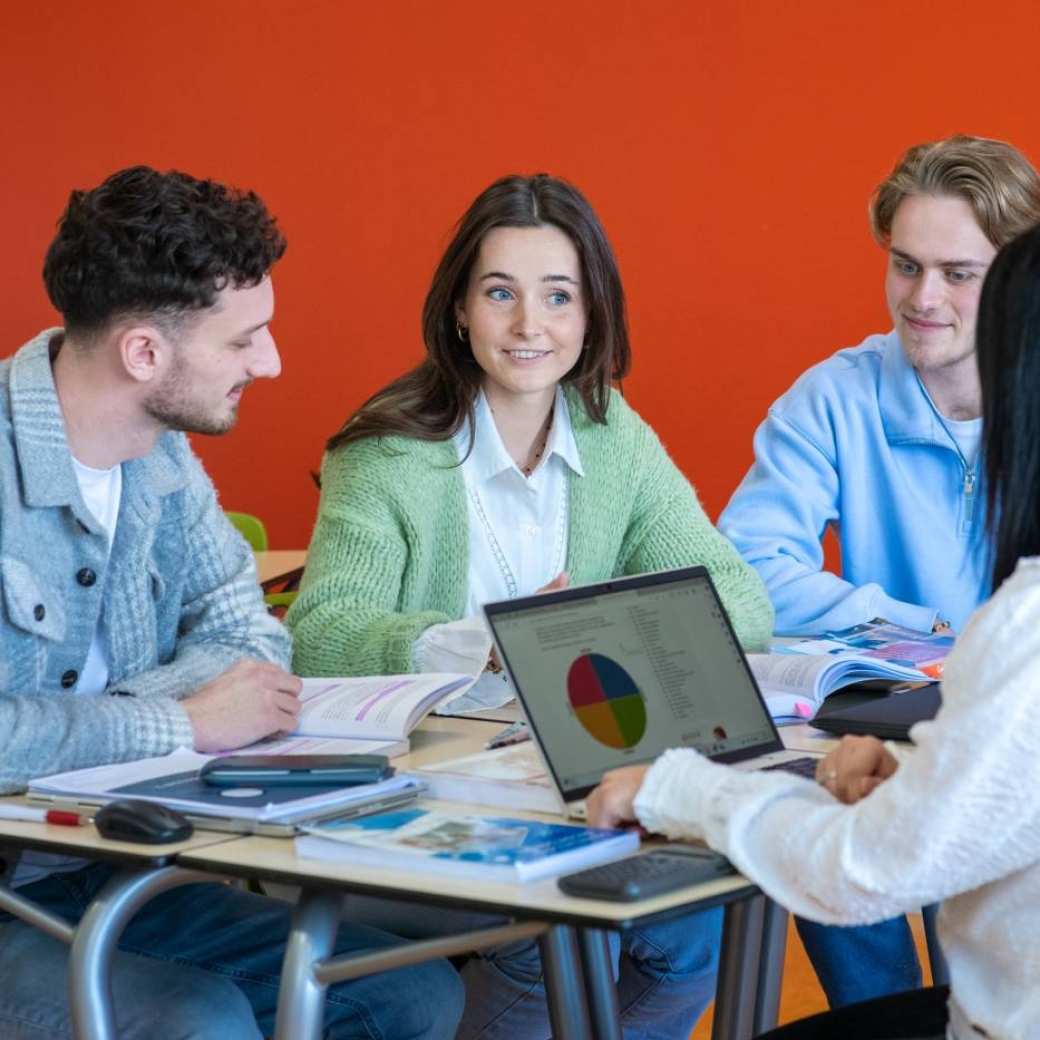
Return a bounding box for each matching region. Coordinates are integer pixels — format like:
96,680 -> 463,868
0,805 -> 84,827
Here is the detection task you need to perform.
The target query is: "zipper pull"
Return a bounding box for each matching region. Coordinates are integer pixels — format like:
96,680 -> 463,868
961,467 -> 976,532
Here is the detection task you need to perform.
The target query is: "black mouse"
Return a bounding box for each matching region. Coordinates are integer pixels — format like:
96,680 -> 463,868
94,799 -> 194,844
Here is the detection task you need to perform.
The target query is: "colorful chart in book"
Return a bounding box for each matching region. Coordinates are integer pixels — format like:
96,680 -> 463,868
567,653 -> 647,749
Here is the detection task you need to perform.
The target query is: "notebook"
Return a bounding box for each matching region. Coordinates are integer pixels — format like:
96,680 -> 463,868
810,683 -> 942,741
484,566 -> 820,818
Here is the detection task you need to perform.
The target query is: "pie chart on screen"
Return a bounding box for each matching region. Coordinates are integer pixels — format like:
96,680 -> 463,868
567,653 -> 647,749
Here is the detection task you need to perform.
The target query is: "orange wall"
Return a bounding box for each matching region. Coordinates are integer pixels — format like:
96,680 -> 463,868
3,0 -> 1038,546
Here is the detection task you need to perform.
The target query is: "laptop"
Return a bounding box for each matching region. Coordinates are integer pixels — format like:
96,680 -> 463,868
811,683 -> 941,741
484,566 -> 820,818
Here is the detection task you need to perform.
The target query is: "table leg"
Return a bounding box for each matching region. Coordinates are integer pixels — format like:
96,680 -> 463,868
539,923 -> 593,1039
922,903 -> 950,987
273,888 -> 342,1040
753,899 -> 787,1034
712,893 -> 765,1040
0,879 -> 76,943
69,866 -> 214,1040
576,928 -> 622,1040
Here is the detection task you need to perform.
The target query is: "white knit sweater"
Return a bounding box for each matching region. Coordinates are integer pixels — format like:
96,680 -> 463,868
635,557 -> 1040,1040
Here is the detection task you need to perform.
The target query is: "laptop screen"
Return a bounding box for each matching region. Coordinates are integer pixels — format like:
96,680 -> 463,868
485,567 -> 782,801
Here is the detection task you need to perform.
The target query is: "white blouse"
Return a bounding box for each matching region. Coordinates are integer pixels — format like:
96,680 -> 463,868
633,556 -> 1040,1040
414,389 -> 583,710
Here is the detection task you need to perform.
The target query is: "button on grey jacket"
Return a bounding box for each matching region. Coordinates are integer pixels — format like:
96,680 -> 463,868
0,331 -> 290,795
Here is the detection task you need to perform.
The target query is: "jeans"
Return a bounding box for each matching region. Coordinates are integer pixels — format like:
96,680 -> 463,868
0,862 -> 464,1040
795,915 -> 922,1008
344,893 -> 723,1039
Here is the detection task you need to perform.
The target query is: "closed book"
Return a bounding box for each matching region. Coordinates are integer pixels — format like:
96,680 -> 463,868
296,807 -> 639,883
408,744 -> 559,814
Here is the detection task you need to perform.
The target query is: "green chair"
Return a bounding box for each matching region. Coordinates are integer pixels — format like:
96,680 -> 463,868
225,511 -> 268,552
225,511 -> 301,614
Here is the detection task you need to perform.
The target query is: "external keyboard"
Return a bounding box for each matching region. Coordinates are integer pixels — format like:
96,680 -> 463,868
558,848 -> 735,902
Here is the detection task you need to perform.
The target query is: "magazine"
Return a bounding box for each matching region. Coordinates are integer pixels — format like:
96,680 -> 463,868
294,673 -> 476,742
296,807 -> 639,883
750,620 -> 954,721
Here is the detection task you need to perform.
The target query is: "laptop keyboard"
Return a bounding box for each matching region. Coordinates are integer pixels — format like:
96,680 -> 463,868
760,756 -> 818,780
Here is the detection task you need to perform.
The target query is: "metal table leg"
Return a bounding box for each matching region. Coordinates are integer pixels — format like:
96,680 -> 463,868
712,893 -> 766,1040
539,923 -> 593,1039
69,866 -> 215,1040
274,889 -> 343,1040
921,903 -> 950,987
0,879 -> 76,943
753,899 -> 788,1034
576,928 -> 621,1040
273,888 -> 552,1040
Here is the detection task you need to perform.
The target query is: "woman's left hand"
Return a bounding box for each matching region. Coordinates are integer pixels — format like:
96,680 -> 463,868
815,735 -> 899,804
586,765 -> 651,828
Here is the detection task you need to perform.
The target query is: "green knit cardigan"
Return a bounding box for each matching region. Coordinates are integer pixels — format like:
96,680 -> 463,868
288,390 -> 773,675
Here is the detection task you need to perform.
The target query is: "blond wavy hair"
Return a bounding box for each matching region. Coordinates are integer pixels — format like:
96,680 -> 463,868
870,135 -> 1040,248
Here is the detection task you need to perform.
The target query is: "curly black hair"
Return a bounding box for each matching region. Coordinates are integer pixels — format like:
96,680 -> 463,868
43,165 -> 287,336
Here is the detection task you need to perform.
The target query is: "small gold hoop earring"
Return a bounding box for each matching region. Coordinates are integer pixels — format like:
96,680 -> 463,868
456,321 -> 468,342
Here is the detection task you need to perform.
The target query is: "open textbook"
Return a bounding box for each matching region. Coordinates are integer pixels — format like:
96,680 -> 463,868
294,673 -> 476,743
297,807 -> 638,883
750,620 -> 954,721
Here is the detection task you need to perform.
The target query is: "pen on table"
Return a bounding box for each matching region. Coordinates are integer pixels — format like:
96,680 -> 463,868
0,805 -> 85,827
485,720 -> 531,750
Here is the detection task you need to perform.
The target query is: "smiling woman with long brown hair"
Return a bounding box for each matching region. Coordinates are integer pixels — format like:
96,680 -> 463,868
287,172 -> 772,1037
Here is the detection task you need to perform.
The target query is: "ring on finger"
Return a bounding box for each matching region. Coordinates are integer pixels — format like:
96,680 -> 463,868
818,769 -> 838,784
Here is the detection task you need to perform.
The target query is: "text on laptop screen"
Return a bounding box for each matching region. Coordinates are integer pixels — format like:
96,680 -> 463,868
490,575 -> 776,796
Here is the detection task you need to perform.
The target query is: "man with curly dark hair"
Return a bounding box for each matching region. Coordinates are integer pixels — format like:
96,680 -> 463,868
0,166 -> 463,1039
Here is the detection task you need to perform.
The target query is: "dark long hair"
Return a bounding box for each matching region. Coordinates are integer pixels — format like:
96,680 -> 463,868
327,174 -> 630,452
978,223 -> 1040,590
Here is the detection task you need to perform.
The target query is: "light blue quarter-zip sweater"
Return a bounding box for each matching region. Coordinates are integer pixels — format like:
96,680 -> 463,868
719,332 -> 990,634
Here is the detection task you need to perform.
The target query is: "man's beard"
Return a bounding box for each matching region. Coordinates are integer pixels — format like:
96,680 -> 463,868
143,354 -> 241,436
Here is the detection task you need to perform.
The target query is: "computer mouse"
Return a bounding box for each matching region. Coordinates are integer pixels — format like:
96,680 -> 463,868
94,799 -> 194,844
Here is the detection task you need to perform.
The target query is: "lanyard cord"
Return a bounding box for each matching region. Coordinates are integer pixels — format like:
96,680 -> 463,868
913,372 -> 979,530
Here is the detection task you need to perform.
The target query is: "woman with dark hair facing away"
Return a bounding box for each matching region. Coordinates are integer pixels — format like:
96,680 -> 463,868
587,222 -> 1040,1039
288,173 -> 773,1037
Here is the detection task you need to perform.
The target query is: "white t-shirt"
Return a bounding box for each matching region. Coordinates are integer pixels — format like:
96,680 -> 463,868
13,458 -> 123,888
944,415 -> 983,471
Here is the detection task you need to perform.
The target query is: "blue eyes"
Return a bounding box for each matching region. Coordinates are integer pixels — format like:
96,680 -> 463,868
484,287 -> 572,306
892,260 -> 975,284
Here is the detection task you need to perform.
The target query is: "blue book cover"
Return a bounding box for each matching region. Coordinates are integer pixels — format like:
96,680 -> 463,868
297,808 -> 639,882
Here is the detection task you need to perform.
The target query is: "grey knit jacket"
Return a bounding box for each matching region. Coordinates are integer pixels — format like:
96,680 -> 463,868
0,331 -> 290,796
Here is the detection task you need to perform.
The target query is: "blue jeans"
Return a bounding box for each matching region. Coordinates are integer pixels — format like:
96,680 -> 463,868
0,862 -> 463,1040
795,915 -> 922,1008
344,894 -> 722,1039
